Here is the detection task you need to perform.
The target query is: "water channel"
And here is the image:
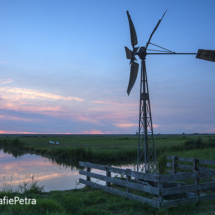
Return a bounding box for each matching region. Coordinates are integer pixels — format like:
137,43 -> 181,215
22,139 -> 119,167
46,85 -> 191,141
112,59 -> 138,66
0,147 -> 138,192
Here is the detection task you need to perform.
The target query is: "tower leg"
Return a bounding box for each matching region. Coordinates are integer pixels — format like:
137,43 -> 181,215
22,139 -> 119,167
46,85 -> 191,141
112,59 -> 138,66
137,61 -> 157,174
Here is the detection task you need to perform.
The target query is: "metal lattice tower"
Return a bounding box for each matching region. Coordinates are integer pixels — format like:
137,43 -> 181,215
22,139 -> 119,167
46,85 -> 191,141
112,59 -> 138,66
137,60 -> 157,173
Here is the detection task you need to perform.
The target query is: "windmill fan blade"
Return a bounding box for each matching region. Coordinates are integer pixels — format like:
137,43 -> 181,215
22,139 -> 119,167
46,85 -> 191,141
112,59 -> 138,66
196,49 -> 215,62
127,62 -> 139,95
125,46 -> 137,60
126,11 -> 138,47
145,10 -> 167,49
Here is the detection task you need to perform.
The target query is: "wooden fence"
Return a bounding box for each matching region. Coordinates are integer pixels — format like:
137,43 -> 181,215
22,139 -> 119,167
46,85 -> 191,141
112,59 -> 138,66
79,156 -> 215,209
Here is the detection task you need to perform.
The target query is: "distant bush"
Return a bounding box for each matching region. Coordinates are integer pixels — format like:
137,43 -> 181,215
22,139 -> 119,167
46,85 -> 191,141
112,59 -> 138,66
183,138 -> 204,150
0,138 -> 25,148
157,153 -> 167,175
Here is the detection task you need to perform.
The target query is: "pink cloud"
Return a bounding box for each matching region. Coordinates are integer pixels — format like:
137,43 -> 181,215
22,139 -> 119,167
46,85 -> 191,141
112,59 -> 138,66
0,87 -> 84,101
0,130 -> 38,134
92,100 -> 138,106
0,115 -> 41,121
204,128 -> 215,133
0,79 -> 13,85
114,123 -> 137,128
82,129 -> 104,134
0,130 -> 75,134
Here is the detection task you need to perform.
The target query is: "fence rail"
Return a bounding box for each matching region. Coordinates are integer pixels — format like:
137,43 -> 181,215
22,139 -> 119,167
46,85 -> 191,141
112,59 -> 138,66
79,156 -> 215,209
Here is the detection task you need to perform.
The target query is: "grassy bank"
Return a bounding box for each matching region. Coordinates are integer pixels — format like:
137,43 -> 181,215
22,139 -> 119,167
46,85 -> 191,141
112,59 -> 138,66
1,183 -> 215,215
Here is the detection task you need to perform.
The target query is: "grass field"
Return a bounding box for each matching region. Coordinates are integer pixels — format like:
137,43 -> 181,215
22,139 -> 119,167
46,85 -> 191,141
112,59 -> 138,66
2,134 -> 215,214
7,134 -> 213,150
1,134 -> 215,162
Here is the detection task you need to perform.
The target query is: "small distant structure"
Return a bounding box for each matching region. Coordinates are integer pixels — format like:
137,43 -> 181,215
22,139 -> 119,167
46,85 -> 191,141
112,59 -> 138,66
49,141 -> 55,144
136,131 -> 138,135
182,132 -> 185,135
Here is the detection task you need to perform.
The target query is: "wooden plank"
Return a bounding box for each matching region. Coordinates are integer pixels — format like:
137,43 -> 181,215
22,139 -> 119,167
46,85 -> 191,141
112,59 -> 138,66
167,163 -> 193,171
198,166 -> 213,171
79,170 -> 159,195
167,169 -> 175,174
161,181 -> 215,195
167,155 -> 215,166
167,169 -> 215,181
167,167 -> 213,174
162,193 -> 215,208
79,178 -> 159,208
159,169 -> 215,182
79,161 -> 159,182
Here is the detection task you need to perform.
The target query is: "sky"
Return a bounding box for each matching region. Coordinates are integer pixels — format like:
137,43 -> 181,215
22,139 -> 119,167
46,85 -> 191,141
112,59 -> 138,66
0,0 -> 215,134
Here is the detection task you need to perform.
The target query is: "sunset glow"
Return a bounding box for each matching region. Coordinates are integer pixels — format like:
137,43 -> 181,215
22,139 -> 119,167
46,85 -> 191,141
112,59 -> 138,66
0,1 -> 215,134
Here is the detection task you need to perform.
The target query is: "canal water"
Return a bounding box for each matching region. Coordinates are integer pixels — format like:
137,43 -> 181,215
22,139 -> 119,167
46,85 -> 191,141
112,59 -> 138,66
0,148 -> 138,192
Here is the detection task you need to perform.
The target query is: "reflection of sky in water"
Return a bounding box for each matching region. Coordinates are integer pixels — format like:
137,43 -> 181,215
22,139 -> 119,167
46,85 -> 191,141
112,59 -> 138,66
0,150 -> 137,192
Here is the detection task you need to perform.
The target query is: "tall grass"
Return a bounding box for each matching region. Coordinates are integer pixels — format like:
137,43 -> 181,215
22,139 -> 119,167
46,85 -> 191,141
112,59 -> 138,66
1,174 -> 44,194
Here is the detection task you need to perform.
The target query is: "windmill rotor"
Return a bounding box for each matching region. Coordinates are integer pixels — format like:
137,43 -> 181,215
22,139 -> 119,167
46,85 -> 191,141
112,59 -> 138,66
125,11 -> 140,95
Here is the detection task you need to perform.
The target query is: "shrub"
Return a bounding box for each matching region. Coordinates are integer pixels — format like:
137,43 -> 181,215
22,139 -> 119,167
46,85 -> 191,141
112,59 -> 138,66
157,153 -> 167,175
184,138 -> 204,150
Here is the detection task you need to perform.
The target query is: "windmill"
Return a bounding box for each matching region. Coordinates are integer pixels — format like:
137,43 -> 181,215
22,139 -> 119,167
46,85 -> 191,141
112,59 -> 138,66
125,10 -> 215,174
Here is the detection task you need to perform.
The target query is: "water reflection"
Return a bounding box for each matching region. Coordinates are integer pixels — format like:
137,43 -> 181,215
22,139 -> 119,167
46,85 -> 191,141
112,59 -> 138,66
0,147 -> 137,192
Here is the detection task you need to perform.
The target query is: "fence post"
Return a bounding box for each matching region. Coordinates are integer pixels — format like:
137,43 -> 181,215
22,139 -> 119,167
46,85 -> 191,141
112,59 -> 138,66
173,156 -> 176,174
126,169 -> 131,193
193,158 -> 199,196
87,167 -> 91,187
106,167 -> 111,187
157,182 -> 163,209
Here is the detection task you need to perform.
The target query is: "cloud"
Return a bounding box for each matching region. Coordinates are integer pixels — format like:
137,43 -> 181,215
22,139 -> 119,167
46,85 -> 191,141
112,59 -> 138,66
114,123 -> 137,128
0,79 -> 13,85
0,61 -> 9,64
81,129 -> 104,134
92,100 -> 138,106
0,130 -> 39,134
0,103 -> 63,113
0,115 -> 41,121
76,114 -> 98,123
0,87 -> 84,101
0,130 -> 75,134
